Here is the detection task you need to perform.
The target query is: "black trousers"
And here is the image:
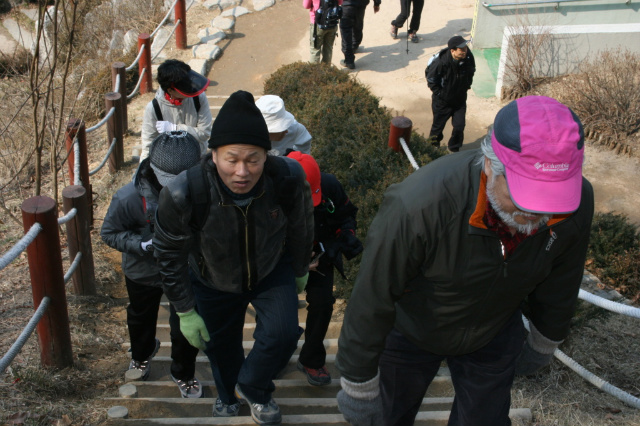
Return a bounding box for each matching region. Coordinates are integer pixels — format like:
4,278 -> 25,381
429,97 -> 467,151
340,5 -> 367,64
298,258 -> 336,369
391,0 -> 424,33
125,276 -> 199,380
379,311 -> 524,426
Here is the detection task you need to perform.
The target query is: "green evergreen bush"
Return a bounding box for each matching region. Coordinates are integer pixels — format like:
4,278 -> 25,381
587,212 -> 640,303
264,62 -> 446,298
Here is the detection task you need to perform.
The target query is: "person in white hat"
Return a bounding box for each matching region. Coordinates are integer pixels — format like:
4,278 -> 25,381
255,95 -> 312,156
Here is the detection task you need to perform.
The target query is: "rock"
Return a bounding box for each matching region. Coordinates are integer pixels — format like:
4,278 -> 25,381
123,30 -> 138,55
193,44 -> 222,60
253,0 -> 275,11
110,30 -> 124,53
197,28 -> 226,44
188,59 -> 210,76
211,16 -> 235,30
151,28 -> 172,60
118,384 -> 137,398
107,406 -> 128,419
221,6 -> 251,18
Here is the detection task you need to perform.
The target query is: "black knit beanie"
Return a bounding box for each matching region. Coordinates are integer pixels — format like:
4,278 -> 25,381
208,90 -> 271,150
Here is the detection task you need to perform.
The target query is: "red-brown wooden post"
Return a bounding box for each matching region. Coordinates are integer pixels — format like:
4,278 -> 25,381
138,34 -> 153,94
62,185 -> 96,296
175,0 -> 187,50
111,62 -> 128,132
388,116 -> 413,152
105,92 -> 124,174
64,119 -> 93,224
21,196 -> 73,369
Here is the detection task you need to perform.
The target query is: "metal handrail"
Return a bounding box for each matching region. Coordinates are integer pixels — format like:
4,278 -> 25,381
89,137 -> 118,176
85,107 -> 116,133
150,0 -> 179,38
126,44 -> 146,72
0,296 -> 50,372
482,0 -> 623,7
152,19 -> 181,61
0,223 -> 43,271
127,67 -> 147,100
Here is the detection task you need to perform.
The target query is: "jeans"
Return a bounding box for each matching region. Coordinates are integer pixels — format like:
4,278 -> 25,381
379,310 -> 524,426
299,258 -> 336,369
391,0 -> 424,33
125,276 -> 199,380
191,258 -> 301,404
310,24 -> 338,64
429,97 -> 467,151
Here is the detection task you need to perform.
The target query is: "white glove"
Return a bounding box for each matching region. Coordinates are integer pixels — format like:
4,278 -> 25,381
141,239 -> 153,252
155,121 -> 177,133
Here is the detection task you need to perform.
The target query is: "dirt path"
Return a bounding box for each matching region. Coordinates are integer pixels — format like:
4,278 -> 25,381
200,0 -> 640,225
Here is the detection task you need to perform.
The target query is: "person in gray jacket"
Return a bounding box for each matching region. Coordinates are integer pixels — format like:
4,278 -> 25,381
139,59 -> 213,161
101,131 -> 203,398
335,96 -> 594,426
153,90 -> 314,424
256,95 -> 312,156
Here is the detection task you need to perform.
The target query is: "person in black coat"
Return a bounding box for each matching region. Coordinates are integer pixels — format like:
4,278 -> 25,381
426,35 -> 476,152
286,151 -> 363,386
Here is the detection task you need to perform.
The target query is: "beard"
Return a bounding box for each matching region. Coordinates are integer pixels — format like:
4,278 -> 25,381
486,176 -> 550,235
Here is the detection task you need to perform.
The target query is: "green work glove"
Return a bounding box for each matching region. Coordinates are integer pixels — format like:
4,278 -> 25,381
295,273 -> 309,294
177,309 -> 210,351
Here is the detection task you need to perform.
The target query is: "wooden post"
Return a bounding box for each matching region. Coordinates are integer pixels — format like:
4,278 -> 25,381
175,0 -> 187,50
21,196 -> 73,369
105,92 -> 124,173
111,62 -> 128,132
388,116 -> 413,152
62,185 -> 96,296
64,119 -> 93,224
138,34 -> 153,94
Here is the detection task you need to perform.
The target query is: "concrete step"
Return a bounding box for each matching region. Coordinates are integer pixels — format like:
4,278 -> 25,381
124,337 -> 340,357
104,396 -> 456,418
147,321 -> 341,342
106,409 -> 532,425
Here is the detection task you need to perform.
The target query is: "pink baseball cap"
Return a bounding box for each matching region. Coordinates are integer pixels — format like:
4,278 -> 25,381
491,96 -> 585,214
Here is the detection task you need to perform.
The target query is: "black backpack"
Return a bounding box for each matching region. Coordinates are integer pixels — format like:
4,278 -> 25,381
152,96 -> 201,121
315,0 -> 342,30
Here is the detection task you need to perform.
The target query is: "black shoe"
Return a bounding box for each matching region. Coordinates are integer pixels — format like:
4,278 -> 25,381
340,59 -> 355,69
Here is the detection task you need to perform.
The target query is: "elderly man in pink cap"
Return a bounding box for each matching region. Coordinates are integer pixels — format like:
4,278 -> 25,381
335,95 -> 594,426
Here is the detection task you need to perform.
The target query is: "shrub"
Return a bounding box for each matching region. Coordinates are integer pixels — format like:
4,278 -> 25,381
264,62 -> 446,298
587,212 -> 640,303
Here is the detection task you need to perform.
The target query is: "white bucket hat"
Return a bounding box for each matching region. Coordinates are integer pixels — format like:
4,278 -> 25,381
255,95 -> 295,133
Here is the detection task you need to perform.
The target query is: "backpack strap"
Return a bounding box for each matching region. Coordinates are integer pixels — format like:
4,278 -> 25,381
187,160 -> 211,232
266,156 -> 304,217
193,95 -> 201,113
152,98 -> 163,122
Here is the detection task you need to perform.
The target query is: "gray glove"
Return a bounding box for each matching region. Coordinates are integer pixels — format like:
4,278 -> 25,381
337,375 -> 384,426
515,322 -> 562,376
141,239 -> 154,252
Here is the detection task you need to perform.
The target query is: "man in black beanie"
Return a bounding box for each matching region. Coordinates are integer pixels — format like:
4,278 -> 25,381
153,90 -> 314,425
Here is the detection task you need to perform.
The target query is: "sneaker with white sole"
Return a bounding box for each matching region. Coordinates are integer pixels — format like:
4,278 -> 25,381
234,384 -> 281,425
128,338 -> 160,381
213,397 -> 242,417
171,374 -> 203,398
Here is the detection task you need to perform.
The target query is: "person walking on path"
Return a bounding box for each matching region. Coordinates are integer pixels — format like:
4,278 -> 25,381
425,36 -> 476,152
339,0 -> 381,69
101,131 -> 203,398
286,151 -> 363,387
390,0 -> 424,43
140,59 -> 213,161
153,90 -> 314,425
304,0 -> 343,64
256,95 -> 312,156
335,96 -> 594,426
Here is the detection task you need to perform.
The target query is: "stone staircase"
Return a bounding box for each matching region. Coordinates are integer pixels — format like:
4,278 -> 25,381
103,295 -> 532,425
